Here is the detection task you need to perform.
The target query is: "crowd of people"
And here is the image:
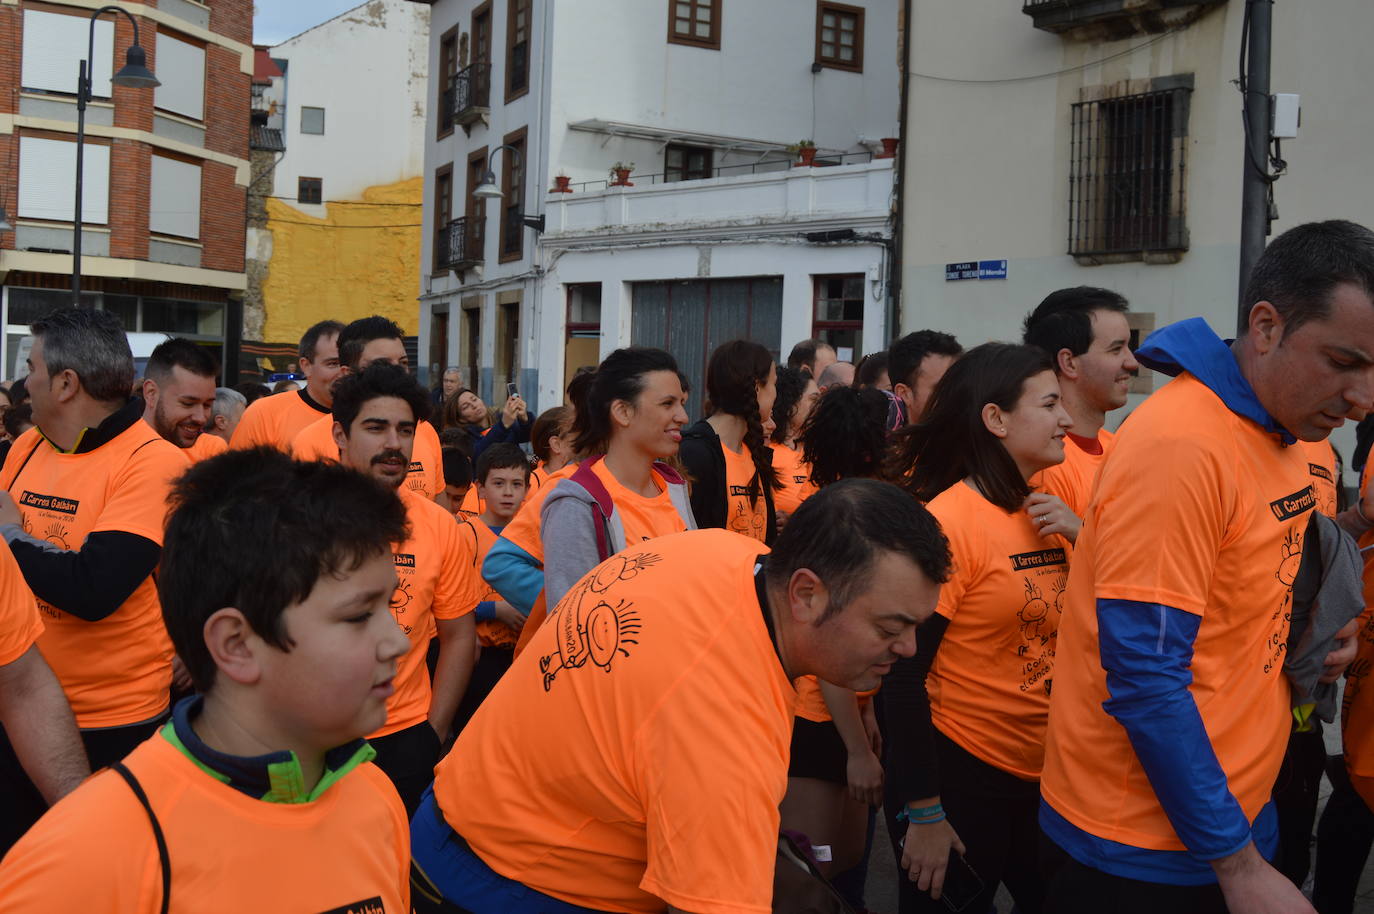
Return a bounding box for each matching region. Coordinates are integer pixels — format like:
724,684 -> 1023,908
0,220 -> 1371,914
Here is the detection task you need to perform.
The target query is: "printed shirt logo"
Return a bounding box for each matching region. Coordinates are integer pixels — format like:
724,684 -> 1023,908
318,898 -> 386,914
540,552 -> 657,691
18,491 -> 79,515
1308,463 -> 1334,483
1009,547 -> 1069,697
1008,548 -> 1068,572
1269,485 -> 1317,521
393,553 -> 416,568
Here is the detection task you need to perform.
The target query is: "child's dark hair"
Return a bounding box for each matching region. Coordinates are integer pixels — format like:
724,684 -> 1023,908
442,446 -> 473,490
801,386 -> 891,487
704,340 -> 778,500
159,448 -> 409,692
885,342 -> 1054,511
770,366 -> 807,444
476,442 -> 531,485
571,347 -> 680,456
332,362 -> 432,433
530,406 -> 570,465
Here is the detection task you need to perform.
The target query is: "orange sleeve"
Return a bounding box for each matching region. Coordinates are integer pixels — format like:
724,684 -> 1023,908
930,502 -> 978,622
421,423 -> 445,496
1090,434 -> 1229,616
432,508 -> 483,621
0,769 -> 161,911
92,442 -> 186,545
229,398 -> 274,450
634,682 -> 781,914
0,546 -> 42,666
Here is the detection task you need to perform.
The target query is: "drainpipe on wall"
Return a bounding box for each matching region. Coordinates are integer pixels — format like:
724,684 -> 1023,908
888,0 -> 914,341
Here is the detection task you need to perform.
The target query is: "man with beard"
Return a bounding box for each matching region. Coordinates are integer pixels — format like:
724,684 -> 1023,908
331,363 -> 480,814
141,339 -> 223,463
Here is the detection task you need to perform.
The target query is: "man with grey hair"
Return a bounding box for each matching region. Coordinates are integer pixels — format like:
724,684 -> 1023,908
208,386 -> 247,444
816,360 -> 856,392
0,308 -> 185,847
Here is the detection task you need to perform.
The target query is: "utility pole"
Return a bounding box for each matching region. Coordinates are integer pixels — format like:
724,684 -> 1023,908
1237,0 -> 1273,333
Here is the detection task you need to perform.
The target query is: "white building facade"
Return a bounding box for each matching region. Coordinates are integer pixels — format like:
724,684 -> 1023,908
895,0 -> 1374,467
411,0 -> 901,412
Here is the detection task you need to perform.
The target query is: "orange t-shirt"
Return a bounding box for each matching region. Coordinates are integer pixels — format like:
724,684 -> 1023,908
0,542 -> 43,667
1041,373 -> 1311,851
435,530 -> 793,914
465,519 -> 515,649
793,676 -> 875,723
458,484 -> 484,520
228,388 -> 330,451
925,480 -> 1069,779
373,487 -> 483,738
0,424 -> 184,727
1344,606 -> 1374,810
1300,439 -> 1339,518
722,443 -> 768,541
0,732 -> 411,912
768,443 -> 817,517
291,415 -> 445,500
589,459 -> 690,547
184,432 -> 228,464
1029,427 -> 1116,519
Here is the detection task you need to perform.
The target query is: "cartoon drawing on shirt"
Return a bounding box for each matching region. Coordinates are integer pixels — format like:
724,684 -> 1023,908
1266,527 -> 1305,673
727,500 -> 765,540
389,579 -> 414,634
1050,571 -> 1067,616
40,521 -> 69,550
1018,578 -> 1052,640
540,551 -> 658,691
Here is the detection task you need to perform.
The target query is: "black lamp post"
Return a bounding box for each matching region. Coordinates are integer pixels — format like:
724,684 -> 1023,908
472,144 -> 546,233
72,6 -> 159,306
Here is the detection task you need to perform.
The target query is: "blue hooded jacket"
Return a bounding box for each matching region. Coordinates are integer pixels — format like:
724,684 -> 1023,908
1040,317 -> 1282,885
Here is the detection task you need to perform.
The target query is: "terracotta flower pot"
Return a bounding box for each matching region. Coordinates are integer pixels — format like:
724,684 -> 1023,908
610,168 -> 634,187
795,147 -> 817,167
877,137 -> 899,159
552,175 -> 572,193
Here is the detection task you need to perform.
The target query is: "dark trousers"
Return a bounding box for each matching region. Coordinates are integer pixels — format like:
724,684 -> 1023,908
883,729 -> 1045,914
1042,836 -> 1229,914
451,646 -> 514,738
1313,755 -> 1374,914
0,714 -> 163,855
1273,724 -> 1328,887
370,720 -> 442,818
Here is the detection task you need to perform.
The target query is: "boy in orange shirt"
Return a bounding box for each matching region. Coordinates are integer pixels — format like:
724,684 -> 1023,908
331,364 -> 481,815
0,447 -> 414,912
411,479 -> 952,914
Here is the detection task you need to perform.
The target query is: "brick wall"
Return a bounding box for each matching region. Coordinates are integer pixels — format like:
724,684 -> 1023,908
0,6 -> 18,254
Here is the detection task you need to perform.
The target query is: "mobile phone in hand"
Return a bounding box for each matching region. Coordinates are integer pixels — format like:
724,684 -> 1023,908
939,852 -> 985,912
506,382 -> 520,400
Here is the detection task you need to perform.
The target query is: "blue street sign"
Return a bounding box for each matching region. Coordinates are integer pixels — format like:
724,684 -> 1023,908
945,261 -> 979,281
978,260 -> 1008,279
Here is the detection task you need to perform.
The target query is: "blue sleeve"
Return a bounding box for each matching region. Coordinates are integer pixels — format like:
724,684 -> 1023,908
481,537 -> 543,616
1098,599 -> 1253,861
475,601 -> 496,622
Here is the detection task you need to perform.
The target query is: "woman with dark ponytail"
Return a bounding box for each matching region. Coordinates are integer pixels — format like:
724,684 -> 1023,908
679,340 -> 779,544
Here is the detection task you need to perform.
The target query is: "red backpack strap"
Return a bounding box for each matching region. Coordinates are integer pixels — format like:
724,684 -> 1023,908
568,456 -> 614,561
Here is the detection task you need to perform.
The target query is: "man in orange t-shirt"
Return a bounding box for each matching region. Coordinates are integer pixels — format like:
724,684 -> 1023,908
230,319 -> 342,450
1023,287 -> 1139,530
291,316 -> 445,499
0,447 -> 414,911
1041,221 -> 1374,914
332,363 -> 480,816
140,338 -> 223,464
0,309 -> 186,845
411,479 -> 951,914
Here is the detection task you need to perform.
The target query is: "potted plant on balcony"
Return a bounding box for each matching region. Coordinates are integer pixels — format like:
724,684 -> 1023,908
788,140 -> 817,167
551,171 -> 573,193
877,137 -> 899,159
609,162 -> 635,187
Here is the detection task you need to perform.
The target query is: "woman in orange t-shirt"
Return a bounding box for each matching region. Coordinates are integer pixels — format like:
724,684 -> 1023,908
679,340 -> 779,544
767,366 -> 820,529
881,343 -> 1075,914
779,383 -> 894,887
539,348 -> 696,609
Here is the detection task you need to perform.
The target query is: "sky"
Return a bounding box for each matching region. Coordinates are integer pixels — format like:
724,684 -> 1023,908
253,0 -> 365,46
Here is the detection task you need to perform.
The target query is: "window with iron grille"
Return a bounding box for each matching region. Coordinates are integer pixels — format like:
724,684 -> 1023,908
668,0 -> 721,50
816,2 -> 863,72
665,144 -> 714,183
1068,82 -> 1192,258
297,177 -> 322,205
813,274 -> 865,361
506,0 -> 530,101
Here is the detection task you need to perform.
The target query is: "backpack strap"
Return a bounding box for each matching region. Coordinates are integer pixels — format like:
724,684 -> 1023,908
568,456 -> 615,562
110,761 -> 170,914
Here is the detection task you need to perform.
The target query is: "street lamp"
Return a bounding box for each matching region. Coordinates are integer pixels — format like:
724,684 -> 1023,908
472,144 -> 545,233
73,6 -> 160,305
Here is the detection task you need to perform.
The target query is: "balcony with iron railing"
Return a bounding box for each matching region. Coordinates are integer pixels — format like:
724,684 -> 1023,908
1023,0 -> 1227,37
439,62 -> 492,134
433,217 -> 483,272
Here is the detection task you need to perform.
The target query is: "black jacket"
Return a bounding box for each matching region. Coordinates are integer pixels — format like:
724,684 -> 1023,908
679,418 -> 777,545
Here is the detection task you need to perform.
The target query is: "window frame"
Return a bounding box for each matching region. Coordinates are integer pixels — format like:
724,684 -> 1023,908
299,106 -> 325,136
498,126 -> 528,264
504,0 -> 531,103
437,25 -> 459,139
432,163 -> 454,276
465,145 -> 489,264
814,1 -> 864,73
297,176 -> 323,205
811,273 -> 866,361
153,27 -> 208,121
667,0 -> 722,51
664,143 -> 715,183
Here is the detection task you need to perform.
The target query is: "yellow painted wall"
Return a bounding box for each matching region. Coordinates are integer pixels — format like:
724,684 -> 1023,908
261,176 -> 423,343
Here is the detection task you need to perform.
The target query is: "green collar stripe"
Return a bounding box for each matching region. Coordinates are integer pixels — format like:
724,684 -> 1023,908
160,722 -> 231,784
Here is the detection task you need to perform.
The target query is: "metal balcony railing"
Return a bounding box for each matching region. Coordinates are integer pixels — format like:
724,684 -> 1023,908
434,217 -> 483,271
440,62 -> 492,132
